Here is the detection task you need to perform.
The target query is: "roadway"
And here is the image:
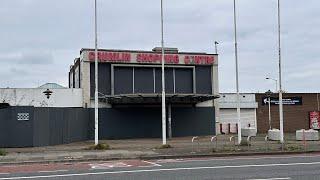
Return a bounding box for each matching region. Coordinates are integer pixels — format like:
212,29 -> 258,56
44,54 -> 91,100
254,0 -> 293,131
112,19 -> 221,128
1,154 -> 320,180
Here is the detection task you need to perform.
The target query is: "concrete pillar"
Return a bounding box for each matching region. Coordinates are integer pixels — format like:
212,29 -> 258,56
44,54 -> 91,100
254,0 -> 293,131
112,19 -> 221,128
212,56 -> 220,135
80,60 -> 91,108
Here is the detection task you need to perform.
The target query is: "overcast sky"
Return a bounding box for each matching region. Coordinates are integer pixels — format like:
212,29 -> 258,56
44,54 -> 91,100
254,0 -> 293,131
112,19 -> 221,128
0,0 -> 319,93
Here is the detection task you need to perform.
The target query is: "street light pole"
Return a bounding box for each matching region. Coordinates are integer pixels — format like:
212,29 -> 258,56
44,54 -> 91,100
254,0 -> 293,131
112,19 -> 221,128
268,97 -> 271,129
94,0 -> 99,146
266,77 -> 278,92
160,0 -> 167,145
214,41 -> 219,54
233,0 -> 242,144
277,0 -> 284,145
266,90 -> 273,130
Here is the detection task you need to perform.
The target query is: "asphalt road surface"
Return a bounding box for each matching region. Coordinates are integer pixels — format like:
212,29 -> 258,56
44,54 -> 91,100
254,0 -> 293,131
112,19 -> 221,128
1,154 -> 320,180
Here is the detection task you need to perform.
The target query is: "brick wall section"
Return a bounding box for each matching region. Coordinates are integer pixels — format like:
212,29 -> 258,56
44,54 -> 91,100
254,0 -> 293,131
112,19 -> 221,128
256,93 -> 320,133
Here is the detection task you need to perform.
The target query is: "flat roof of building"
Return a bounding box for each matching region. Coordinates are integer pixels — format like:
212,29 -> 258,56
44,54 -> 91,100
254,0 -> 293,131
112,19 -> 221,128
80,48 -> 217,56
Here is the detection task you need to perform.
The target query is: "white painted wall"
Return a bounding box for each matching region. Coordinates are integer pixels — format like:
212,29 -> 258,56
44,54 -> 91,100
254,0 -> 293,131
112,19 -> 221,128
0,88 -> 83,107
219,93 -> 258,108
220,109 -> 256,129
218,93 -> 258,133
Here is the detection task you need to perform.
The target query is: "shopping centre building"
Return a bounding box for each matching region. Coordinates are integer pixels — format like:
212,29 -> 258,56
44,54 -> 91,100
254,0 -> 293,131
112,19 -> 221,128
69,47 -> 220,139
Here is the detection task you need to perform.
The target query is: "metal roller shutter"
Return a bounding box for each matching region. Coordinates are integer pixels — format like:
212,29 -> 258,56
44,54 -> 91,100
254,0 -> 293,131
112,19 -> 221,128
219,109 -> 256,132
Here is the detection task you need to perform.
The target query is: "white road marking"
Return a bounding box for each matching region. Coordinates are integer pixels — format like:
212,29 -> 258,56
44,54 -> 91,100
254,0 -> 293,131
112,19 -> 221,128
38,170 -> 68,173
156,154 -> 320,164
248,178 -> 291,180
90,162 -> 131,169
138,161 -> 162,167
1,161 -> 320,179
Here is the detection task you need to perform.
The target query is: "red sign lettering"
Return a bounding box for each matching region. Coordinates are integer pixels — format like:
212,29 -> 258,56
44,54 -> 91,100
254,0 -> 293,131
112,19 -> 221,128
88,52 -> 131,62
87,51 -> 215,65
184,55 -> 214,65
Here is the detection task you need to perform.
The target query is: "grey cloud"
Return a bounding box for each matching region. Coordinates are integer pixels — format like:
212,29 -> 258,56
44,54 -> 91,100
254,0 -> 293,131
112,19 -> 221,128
10,67 -> 31,75
18,52 -> 54,65
0,51 -> 54,65
0,0 -> 319,92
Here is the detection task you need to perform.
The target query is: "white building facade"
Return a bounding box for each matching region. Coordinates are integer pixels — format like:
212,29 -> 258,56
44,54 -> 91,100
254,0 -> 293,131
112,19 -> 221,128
218,93 -> 258,133
0,88 -> 83,107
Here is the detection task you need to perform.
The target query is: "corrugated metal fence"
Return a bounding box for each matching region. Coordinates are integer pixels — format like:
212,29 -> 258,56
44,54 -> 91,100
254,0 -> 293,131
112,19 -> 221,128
0,107 -> 89,148
0,106 -> 215,147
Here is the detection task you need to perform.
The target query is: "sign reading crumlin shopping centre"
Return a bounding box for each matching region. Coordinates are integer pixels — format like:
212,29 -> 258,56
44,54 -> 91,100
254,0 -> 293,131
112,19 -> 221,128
85,50 -> 216,65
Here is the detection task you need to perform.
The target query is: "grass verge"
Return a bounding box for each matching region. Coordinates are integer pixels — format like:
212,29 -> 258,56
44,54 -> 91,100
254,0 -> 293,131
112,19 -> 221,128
239,140 -> 251,147
87,143 -> 110,150
155,144 -> 172,149
285,144 -> 303,152
0,149 -> 7,156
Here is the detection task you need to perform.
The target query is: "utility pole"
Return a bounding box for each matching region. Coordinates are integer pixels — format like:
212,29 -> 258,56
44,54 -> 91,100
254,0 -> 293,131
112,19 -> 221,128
233,0 -> 242,144
160,0 -> 167,145
277,0 -> 284,146
94,0 -> 99,145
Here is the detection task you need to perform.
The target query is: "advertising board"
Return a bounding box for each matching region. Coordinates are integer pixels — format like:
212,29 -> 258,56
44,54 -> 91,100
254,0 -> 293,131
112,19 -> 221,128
310,111 -> 320,130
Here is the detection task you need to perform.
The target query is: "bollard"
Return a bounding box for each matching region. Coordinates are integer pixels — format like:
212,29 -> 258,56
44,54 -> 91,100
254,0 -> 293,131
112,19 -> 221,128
228,123 -> 231,134
211,136 -> 218,151
191,136 -> 199,153
220,124 -> 224,134
229,136 -> 236,151
265,135 -> 269,151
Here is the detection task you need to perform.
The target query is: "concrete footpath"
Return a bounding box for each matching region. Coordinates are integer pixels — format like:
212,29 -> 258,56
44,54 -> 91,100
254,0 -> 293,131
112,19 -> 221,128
1,134 -> 320,164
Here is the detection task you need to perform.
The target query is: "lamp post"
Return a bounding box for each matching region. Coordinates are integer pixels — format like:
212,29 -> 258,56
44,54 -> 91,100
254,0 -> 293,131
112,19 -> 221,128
266,77 -> 278,92
233,0 -> 242,144
160,0 -> 167,145
265,90 -> 273,130
214,41 -> 219,54
94,0 -> 99,146
277,0 -> 284,145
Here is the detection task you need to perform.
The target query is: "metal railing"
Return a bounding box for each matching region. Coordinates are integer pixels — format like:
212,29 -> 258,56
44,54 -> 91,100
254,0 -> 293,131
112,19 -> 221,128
184,133 -> 320,155
229,136 -> 236,151
211,136 -> 218,151
191,136 -> 200,153
265,135 -> 269,151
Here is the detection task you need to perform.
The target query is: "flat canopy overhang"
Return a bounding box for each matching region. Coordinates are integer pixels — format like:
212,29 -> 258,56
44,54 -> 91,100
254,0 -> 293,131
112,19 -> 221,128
99,94 -> 220,105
